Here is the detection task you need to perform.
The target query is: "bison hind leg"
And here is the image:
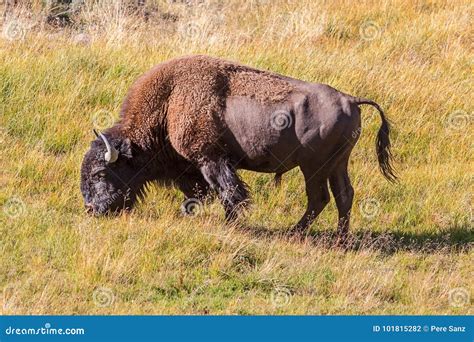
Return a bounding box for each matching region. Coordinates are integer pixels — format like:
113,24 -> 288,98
200,159 -> 249,222
329,160 -> 354,240
292,165 -> 331,233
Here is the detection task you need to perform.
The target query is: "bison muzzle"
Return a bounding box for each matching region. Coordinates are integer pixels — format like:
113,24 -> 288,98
80,55 -> 396,237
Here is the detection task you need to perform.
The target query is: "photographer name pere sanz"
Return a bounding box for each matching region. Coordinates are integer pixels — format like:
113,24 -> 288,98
372,325 -> 467,333
429,325 -> 466,332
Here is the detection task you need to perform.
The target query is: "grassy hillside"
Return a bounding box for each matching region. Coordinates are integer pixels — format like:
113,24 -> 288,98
0,0 -> 472,314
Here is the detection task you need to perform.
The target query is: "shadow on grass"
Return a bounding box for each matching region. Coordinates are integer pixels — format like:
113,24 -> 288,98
236,223 -> 473,255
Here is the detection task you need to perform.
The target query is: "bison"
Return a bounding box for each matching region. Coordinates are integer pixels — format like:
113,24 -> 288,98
80,55 -> 395,237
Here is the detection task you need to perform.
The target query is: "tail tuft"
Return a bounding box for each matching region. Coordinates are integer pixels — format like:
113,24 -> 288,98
354,97 -> 397,182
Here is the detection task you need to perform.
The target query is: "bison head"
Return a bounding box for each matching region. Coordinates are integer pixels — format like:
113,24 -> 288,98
80,130 -> 141,215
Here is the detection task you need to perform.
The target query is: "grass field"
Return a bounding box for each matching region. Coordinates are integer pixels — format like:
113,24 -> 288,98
0,0 -> 472,314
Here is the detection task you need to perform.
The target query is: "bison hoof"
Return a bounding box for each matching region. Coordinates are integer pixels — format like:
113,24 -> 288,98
285,225 -> 308,240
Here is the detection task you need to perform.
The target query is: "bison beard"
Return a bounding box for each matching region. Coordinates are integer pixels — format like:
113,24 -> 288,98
80,55 -> 396,240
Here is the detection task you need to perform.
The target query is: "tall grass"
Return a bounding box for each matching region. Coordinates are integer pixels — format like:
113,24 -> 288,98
0,0 -> 472,314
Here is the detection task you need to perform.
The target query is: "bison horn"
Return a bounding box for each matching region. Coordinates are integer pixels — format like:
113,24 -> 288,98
94,129 -> 119,164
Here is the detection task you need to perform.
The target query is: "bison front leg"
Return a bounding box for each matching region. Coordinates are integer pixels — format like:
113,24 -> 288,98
293,167 -> 330,233
177,176 -> 209,199
200,159 -> 249,222
177,174 -> 212,215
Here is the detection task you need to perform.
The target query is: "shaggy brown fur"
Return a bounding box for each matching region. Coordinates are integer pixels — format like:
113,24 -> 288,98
119,55 -> 294,162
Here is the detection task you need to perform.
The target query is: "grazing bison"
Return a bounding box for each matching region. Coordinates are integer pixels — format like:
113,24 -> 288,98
80,55 -> 395,237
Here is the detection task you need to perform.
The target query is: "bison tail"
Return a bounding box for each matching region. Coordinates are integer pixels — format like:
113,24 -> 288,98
353,97 -> 397,182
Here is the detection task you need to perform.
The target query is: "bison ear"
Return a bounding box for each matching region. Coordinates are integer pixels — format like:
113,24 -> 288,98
119,138 -> 133,159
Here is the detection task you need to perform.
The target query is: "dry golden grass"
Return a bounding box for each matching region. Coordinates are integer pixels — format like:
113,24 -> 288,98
0,0 -> 472,314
